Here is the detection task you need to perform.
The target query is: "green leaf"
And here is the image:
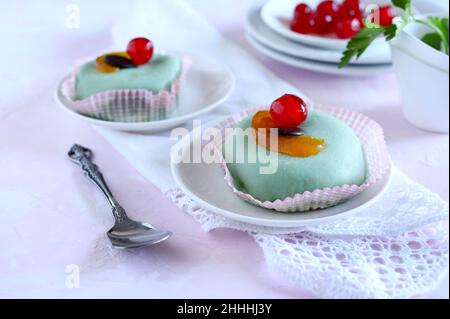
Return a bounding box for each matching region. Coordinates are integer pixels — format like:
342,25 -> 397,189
416,16 -> 449,54
430,17 -> 449,48
384,24 -> 398,40
421,32 -> 442,51
339,25 -> 397,68
443,18 -> 449,31
392,0 -> 411,10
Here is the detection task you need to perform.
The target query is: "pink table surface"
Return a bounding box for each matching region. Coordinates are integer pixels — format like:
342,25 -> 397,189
0,0 -> 448,298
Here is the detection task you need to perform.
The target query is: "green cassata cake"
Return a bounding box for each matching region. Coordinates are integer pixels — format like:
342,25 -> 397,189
68,38 -> 185,122
223,97 -> 367,202
75,53 -> 182,100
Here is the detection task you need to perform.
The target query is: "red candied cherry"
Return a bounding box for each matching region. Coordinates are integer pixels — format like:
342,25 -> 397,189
339,0 -> 362,19
335,17 -> 362,39
379,5 -> 395,26
337,5 -> 363,28
291,18 -> 313,34
341,0 -> 361,13
294,3 -> 313,18
314,0 -> 339,34
291,3 -> 314,34
317,0 -> 339,15
126,37 -> 154,65
291,14 -> 315,34
270,94 -> 308,128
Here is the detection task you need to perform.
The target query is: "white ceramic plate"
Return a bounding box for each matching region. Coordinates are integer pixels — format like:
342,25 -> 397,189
247,32 -> 392,76
246,5 -> 391,65
170,118 -> 393,228
261,0 -> 391,50
55,54 -> 235,133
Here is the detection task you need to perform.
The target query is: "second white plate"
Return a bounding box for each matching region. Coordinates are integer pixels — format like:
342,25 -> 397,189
247,32 -> 393,76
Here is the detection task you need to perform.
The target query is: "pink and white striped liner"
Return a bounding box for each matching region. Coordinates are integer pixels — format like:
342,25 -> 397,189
61,56 -> 191,122
212,104 -> 391,212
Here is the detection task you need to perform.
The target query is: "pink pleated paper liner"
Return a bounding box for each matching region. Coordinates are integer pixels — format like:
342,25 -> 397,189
212,104 -> 391,213
61,56 -> 191,123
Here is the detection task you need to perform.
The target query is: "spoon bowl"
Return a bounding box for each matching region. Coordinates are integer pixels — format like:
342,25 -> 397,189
107,220 -> 172,248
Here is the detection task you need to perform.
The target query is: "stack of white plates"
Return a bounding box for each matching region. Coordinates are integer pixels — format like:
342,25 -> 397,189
245,0 -> 394,76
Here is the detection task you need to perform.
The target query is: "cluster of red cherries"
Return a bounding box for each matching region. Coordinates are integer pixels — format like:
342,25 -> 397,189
290,0 -> 395,39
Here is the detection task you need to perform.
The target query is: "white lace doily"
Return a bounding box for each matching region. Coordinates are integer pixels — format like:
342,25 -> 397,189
165,168 -> 449,298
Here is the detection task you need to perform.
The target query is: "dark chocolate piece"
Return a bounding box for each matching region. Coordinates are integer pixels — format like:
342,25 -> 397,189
277,127 -> 305,136
104,54 -> 137,69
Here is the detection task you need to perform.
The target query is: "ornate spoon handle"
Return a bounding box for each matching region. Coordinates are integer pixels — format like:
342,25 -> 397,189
68,144 -> 128,224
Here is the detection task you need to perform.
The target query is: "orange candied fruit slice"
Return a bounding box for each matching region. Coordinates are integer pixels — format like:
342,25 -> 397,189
251,110 -> 325,158
95,51 -> 131,73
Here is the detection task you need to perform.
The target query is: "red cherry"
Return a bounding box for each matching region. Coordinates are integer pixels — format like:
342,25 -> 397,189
339,0 -> 362,19
270,94 -> 308,128
342,0 -> 361,12
335,17 -> 361,39
126,37 -> 154,66
291,18 -> 312,34
291,3 -> 315,34
291,14 -> 315,34
317,0 -> 339,14
379,5 -> 395,26
294,3 -> 313,17
314,1 -> 339,34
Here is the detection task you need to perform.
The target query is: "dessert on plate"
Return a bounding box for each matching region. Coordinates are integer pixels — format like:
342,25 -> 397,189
220,94 -> 390,212
62,37 -> 189,122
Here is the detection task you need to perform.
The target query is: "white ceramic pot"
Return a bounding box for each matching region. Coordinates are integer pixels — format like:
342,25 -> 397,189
390,13 -> 449,133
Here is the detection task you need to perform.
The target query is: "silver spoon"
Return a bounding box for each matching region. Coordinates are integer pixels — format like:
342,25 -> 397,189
68,144 -> 172,249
